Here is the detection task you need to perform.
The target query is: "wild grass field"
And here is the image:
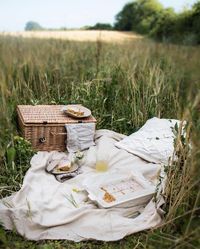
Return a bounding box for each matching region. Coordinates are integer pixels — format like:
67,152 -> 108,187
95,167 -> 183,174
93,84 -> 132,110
0,32 -> 200,248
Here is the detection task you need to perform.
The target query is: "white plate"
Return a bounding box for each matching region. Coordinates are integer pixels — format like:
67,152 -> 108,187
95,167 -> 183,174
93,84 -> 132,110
64,105 -> 91,118
52,163 -> 79,175
83,171 -> 155,208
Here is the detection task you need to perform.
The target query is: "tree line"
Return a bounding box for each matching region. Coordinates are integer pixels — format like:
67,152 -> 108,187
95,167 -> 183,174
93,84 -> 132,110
25,0 -> 200,45
115,0 -> 200,45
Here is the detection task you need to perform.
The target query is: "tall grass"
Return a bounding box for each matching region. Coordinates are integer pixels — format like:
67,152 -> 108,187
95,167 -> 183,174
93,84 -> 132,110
0,35 -> 199,248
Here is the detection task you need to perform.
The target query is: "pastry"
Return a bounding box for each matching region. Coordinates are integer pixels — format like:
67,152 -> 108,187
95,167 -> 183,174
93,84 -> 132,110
101,187 -> 116,203
67,108 -> 84,116
103,191 -> 116,203
57,160 -> 72,171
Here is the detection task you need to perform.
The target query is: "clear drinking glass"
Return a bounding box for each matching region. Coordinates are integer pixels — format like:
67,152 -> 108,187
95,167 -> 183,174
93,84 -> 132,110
95,153 -> 109,172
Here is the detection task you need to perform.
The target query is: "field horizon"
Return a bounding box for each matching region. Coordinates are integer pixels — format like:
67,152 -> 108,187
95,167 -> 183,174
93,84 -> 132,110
0,30 -> 143,43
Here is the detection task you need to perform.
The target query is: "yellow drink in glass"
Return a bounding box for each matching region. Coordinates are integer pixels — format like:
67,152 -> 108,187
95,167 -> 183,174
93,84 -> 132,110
95,160 -> 108,172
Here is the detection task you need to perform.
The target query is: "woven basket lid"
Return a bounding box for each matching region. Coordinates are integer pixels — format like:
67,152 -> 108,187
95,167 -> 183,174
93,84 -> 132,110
17,105 -> 96,124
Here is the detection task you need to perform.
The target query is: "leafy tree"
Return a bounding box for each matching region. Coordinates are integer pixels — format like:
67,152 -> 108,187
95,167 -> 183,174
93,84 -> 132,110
134,0 -> 163,33
191,1 -> 200,43
115,3 -> 136,31
97,23 -> 113,30
150,8 -> 177,41
25,21 -> 43,31
88,23 -> 113,30
115,0 -> 164,34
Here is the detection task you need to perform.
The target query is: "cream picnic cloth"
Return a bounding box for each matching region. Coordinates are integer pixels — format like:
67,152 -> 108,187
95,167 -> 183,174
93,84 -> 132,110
0,130 -> 164,241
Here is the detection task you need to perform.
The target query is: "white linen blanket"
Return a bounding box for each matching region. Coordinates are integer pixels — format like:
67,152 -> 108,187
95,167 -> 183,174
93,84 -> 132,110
0,130 -> 165,241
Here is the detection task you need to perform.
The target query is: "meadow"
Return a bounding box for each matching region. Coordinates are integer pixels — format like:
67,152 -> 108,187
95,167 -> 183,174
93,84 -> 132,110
0,32 -> 199,248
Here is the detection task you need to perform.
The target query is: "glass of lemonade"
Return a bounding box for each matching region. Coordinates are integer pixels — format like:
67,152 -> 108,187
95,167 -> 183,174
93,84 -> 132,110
95,159 -> 108,172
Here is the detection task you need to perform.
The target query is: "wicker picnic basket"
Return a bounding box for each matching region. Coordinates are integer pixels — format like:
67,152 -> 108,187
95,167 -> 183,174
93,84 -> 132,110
17,105 -> 96,151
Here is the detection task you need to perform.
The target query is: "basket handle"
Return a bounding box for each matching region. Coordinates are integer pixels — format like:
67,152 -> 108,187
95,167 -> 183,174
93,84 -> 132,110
50,131 -> 67,136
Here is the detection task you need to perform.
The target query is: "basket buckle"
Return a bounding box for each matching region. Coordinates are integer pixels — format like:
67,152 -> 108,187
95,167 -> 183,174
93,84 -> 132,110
39,137 -> 46,143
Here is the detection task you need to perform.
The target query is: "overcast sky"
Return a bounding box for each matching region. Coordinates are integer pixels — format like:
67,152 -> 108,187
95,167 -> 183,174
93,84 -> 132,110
0,0 -> 197,31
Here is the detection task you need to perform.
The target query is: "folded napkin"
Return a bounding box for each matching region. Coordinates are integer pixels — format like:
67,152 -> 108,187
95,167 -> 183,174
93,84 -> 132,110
65,123 -> 95,152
